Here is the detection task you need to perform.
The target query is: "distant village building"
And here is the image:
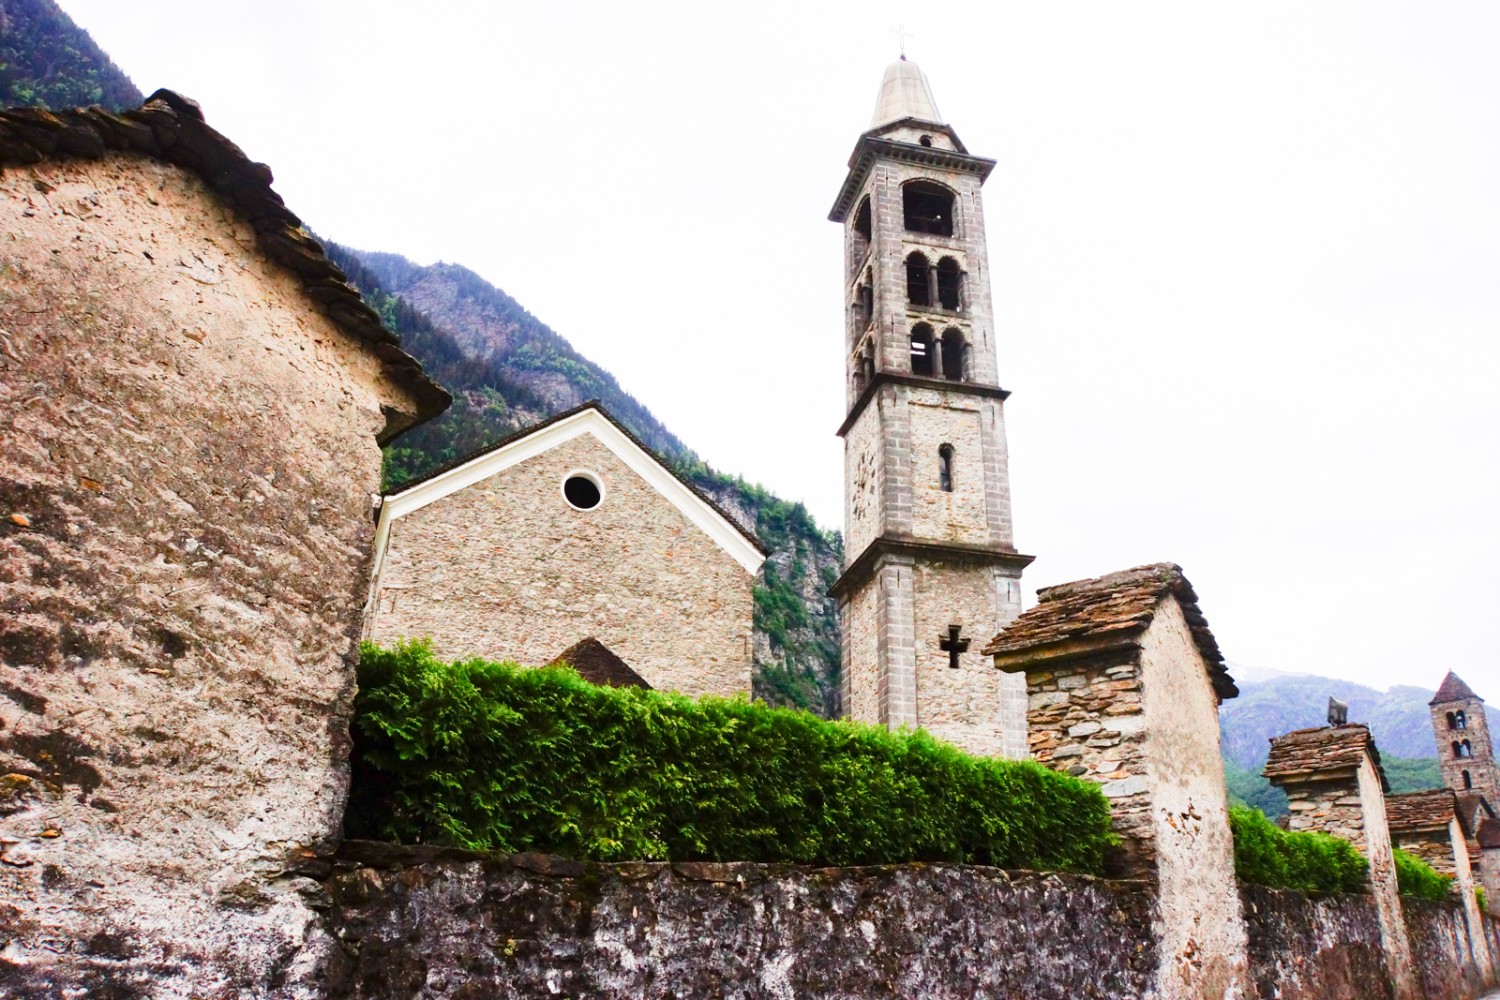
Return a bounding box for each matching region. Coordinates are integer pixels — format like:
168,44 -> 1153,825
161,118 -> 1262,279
0,92 -> 446,993
364,402 -> 765,697
829,58 -> 1032,759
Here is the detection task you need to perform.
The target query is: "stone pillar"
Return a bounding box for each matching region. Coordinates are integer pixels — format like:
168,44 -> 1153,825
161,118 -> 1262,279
986,563 -> 1249,1000
1264,725 -> 1418,999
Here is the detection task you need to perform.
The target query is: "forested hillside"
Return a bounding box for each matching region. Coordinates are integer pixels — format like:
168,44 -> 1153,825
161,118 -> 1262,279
0,0 -> 139,109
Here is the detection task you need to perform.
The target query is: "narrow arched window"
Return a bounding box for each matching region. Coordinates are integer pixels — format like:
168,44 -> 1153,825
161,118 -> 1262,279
910,324 -> 935,377
903,181 -> 955,236
1455,710 -> 1467,730
1463,770 -> 1473,790
1448,712 -> 1458,730
853,197 -> 872,243
940,329 -> 967,381
1455,740 -> 1473,759
905,252 -> 932,307
938,444 -> 954,492
937,257 -> 963,310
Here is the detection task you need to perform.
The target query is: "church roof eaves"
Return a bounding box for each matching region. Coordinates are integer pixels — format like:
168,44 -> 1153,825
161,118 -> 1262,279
1430,671 -> 1483,706
0,91 -> 449,442
829,136 -> 996,223
379,400 -> 768,569
981,563 -> 1238,701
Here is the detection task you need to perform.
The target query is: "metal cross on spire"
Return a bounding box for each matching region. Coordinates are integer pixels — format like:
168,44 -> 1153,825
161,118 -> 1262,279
892,23 -> 915,60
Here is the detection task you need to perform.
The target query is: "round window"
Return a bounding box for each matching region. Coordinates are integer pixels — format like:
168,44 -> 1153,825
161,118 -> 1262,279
562,472 -> 603,510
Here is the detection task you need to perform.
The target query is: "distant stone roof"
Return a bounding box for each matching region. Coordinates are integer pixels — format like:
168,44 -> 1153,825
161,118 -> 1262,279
547,638 -> 650,690
1386,789 -> 1463,836
1262,724 -> 1389,792
1430,671 -> 1483,706
0,89 -> 449,441
982,563 -> 1237,700
1456,792 -> 1496,835
1479,817 -> 1500,850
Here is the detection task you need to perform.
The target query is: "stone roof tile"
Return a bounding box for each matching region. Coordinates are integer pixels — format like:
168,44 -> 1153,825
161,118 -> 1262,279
547,638 -> 651,690
981,563 -> 1237,700
1386,789 -> 1462,836
0,90 -> 449,441
1262,724 -> 1389,791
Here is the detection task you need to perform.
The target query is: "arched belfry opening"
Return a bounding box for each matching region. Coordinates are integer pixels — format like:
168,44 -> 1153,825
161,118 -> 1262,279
903,181 -> 955,237
940,329 -> 967,381
909,323 -> 935,376
905,252 -> 932,307
937,257 -> 963,310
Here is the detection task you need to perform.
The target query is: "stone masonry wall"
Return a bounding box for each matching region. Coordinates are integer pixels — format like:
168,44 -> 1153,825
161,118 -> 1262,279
1026,651 -> 1151,875
1404,897 -> 1494,1000
325,843 -> 1159,1000
0,155 -> 416,996
1396,829 -> 1460,877
1240,884 -> 1394,1000
370,433 -> 753,699
1283,775 -> 1367,845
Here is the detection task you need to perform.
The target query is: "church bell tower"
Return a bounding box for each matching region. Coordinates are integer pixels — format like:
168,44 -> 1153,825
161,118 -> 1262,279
828,57 -> 1033,758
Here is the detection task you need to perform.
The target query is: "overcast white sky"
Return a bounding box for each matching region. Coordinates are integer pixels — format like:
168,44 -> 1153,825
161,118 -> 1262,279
61,1 -> 1499,695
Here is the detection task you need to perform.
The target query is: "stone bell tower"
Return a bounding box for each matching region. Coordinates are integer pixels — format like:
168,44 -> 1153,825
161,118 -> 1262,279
828,57 -> 1033,758
1430,671 -> 1498,804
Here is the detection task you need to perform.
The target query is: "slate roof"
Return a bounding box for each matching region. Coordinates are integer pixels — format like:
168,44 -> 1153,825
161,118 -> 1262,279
0,89 -> 449,441
1261,724 -> 1389,792
547,638 -> 651,690
981,562 -> 1237,700
1386,789 -> 1463,836
1431,671 -> 1483,706
387,400 -> 767,554
1456,792 -> 1496,836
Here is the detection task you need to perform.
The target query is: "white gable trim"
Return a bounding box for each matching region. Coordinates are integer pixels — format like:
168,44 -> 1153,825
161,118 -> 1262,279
366,410 -> 765,611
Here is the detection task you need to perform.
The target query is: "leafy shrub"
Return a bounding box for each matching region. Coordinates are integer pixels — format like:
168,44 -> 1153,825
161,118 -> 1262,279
349,640 -> 1114,873
1229,806 -> 1369,893
1393,848 -> 1453,903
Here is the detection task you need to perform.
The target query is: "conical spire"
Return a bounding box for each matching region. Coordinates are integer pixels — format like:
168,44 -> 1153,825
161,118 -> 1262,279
870,56 -> 943,129
1430,670 -> 1482,705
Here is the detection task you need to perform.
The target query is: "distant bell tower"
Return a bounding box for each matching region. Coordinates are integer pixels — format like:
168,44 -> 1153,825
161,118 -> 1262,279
828,57 -> 1033,758
1430,671 -> 1497,803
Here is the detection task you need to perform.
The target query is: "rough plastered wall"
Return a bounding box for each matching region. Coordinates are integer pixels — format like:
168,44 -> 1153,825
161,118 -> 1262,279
1403,897 -> 1497,1000
910,560 -> 1023,758
1137,597 -> 1250,998
1357,751 -> 1419,999
1240,885 -> 1394,1000
369,433 -> 753,698
0,156 -> 416,995
906,388 -> 986,543
324,844 -> 1159,1000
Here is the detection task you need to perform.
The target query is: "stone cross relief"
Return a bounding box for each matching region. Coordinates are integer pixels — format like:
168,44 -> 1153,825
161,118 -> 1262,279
939,623 -> 970,669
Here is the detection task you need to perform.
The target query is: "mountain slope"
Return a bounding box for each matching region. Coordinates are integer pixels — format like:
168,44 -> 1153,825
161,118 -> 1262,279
0,0 -> 140,109
324,244 -> 845,716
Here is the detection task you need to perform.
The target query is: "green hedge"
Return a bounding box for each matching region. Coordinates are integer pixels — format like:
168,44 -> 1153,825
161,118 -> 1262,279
1393,848 -> 1454,903
1229,806 -> 1369,893
348,640 -> 1114,872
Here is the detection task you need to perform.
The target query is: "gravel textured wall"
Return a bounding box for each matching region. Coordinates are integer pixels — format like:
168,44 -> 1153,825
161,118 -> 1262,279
325,843 -> 1158,1000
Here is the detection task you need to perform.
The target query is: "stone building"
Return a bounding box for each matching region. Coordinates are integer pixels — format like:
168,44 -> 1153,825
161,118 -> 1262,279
1388,788 -> 1492,977
828,57 -> 1032,759
0,92 -> 446,994
1429,670 -> 1500,914
984,563 -> 1249,999
363,402 -> 765,698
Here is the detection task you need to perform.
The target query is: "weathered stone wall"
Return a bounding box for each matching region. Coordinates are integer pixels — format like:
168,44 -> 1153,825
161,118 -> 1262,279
369,432 -> 753,699
0,155 -> 417,995
1403,896 -> 1496,1000
324,843 -> 1159,1000
1025,651 -> 1151,873
1240,885 -> 1394,1000
1283,776 -> 1367,845
1397,828 -> 1460,877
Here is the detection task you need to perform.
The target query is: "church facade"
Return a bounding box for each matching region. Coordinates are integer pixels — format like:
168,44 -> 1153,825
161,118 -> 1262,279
363,402 -> 765,698
829,59 -> 1032,758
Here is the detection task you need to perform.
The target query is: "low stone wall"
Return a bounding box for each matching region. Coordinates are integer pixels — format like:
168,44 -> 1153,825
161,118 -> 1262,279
1239,884 -> 1392,1000
325,843 -> 1158,1000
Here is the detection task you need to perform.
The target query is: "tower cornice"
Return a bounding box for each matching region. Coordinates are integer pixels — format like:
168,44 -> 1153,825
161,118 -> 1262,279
829,536 -> 1035,602
836,372 -> 1011,438
829,134 -> 997,223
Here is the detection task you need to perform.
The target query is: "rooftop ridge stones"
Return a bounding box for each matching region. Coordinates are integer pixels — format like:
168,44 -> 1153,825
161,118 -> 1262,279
982,562 -> 1237,700
0,89 -> 449,441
